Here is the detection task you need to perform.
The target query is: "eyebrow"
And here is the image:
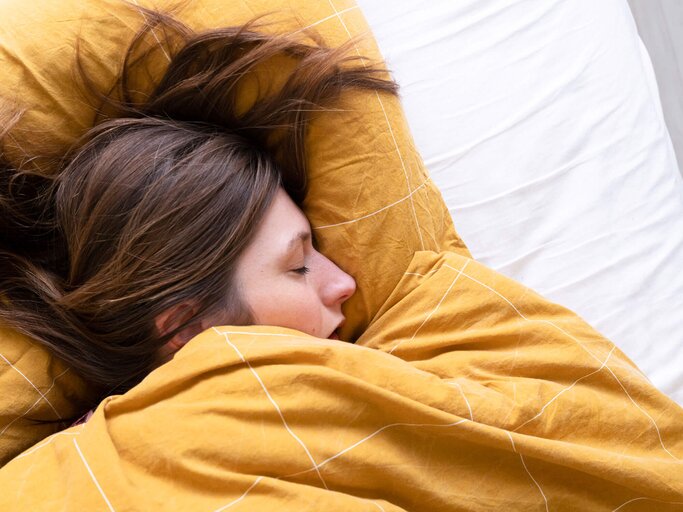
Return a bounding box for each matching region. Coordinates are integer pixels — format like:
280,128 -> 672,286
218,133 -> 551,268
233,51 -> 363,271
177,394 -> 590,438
287,231 -> 311,252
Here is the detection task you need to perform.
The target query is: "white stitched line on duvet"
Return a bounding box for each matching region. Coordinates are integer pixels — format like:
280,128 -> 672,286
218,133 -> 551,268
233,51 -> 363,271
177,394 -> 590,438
499,383 -> 519,427
367,500 -> 386,512
446,265 -> 680,461
73,438 -> 116,512
512,346 -> 616,432
0,352 -> 61,420
373,89 -> 425,250
444,263 -> 605,361
212,330 -> 363,351
0,367 -> 70,438
296,6 -> 359,33
213,328 -> 329,490
280,419 -> 469,481
313,180 -> 429,230
506,432 -> 549,512
389,259 -> 469,355
446,380 -> 474,421
602,364 -> 679,460
323,0 -> 426,250
214,330 -> 303,338
14,429 -> 82,460
404,267 -> 440,278
213,477 -> 264,512
350,497 -> 386,512
611,497 -> 683,512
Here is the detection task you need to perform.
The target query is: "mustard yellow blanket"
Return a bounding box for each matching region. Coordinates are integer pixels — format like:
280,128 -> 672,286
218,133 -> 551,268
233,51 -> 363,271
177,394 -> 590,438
2,251 -> 682,511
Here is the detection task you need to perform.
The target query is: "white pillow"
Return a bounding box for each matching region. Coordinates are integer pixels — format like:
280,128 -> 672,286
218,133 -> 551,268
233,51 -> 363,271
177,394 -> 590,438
359,0 -> 683,404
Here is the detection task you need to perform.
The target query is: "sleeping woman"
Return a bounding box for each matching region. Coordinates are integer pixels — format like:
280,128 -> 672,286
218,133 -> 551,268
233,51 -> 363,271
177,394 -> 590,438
3,9 -> 683,509
0,10 -> 395,404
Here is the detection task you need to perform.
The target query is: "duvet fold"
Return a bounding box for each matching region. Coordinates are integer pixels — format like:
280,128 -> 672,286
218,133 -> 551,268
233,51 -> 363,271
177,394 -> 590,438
1,251 -> 681,511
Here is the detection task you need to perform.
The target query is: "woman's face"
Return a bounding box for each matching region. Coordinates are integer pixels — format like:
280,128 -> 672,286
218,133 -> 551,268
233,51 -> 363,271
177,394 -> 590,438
233,189 -> 356,339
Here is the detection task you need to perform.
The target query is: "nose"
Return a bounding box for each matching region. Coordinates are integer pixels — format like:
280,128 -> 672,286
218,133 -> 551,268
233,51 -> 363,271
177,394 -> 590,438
320,254 -> 356,307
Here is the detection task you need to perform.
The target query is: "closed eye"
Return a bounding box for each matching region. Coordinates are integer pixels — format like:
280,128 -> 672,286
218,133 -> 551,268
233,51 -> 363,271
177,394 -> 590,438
292,266 -> 310,275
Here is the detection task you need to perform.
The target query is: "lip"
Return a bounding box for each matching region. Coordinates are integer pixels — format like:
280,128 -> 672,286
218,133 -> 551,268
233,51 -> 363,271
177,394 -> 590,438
328,318 -> 345,340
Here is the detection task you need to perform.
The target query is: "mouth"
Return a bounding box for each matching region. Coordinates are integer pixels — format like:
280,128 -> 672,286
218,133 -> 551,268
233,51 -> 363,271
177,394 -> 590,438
328,319 -> 345,340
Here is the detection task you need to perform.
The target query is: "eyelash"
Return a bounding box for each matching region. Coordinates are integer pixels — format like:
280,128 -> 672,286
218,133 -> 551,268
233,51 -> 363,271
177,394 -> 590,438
293,266 -> 310,275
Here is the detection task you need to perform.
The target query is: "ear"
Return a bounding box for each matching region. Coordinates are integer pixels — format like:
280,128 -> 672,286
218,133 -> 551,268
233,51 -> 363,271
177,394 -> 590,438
155,302 -> 205,362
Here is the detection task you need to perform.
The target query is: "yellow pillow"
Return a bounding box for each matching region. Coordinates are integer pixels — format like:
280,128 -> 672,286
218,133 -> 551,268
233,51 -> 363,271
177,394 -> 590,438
0,0 -> 468,464
0,327 -> 94,465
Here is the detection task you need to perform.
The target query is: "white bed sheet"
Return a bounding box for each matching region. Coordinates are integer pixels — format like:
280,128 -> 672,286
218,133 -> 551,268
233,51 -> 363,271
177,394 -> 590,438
358,0 -> 683,404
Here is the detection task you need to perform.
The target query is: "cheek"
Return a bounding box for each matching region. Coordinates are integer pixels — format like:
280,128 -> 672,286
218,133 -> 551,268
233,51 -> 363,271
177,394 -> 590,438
244,280 -> 324,336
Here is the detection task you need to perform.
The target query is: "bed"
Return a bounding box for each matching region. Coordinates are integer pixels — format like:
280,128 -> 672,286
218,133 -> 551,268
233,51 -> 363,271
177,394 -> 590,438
359,0 -> 683,405
0,0 -> 682,510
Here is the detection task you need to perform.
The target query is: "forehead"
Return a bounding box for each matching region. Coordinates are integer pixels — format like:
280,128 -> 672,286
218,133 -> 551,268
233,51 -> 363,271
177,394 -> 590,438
260,189 -> 309,236
244,189 -> 310,257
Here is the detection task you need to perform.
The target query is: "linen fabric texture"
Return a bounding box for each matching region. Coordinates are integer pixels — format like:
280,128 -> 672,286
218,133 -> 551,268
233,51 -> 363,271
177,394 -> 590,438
2,251 -> 682,510
0,0 -> 462,464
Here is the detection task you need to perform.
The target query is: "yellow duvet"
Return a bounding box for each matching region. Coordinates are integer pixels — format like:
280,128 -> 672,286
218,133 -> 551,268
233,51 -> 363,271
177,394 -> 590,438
1,251 -> 681,511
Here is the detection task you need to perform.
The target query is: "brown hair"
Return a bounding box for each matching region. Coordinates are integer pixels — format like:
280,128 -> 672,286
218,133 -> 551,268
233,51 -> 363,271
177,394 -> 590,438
0,7 -> 397,402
